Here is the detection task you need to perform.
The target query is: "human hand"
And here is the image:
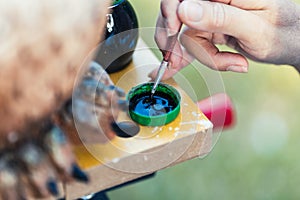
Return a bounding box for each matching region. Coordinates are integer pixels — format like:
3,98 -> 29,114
150,0 -> 300,80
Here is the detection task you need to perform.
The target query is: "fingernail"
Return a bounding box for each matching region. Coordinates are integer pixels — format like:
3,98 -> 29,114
72,163 -> 89,183
226,66 -> 248,73
47,179 -> 59,196
181,1 -> 203,22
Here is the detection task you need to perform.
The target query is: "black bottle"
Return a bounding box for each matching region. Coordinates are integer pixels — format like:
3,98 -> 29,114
95,0 -> 139,73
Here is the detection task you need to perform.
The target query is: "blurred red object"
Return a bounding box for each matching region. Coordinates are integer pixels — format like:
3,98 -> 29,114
197,93 -> 235,130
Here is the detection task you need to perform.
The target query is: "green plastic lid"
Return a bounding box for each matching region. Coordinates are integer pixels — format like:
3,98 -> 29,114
127,82 -> 181,126
112,0 -> 125,6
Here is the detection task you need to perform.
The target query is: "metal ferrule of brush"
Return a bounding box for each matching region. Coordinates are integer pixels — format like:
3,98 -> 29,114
151,60 -> 169,95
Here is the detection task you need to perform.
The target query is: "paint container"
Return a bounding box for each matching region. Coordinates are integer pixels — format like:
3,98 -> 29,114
95,0 -> 139,73
127,83 -> 181,126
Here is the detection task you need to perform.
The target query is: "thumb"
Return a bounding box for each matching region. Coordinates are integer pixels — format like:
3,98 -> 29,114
178,1 -> 266,42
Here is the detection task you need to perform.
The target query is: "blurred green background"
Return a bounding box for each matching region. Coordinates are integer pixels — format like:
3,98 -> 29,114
109,0 -> 300,199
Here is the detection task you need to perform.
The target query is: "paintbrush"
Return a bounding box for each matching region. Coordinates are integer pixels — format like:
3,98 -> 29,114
151,0 -> 184,97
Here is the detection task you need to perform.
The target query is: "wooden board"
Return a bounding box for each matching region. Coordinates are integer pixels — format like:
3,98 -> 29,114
64,39 -> 213,199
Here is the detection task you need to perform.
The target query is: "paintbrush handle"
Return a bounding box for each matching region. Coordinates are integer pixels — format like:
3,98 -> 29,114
151,0 -> 184,95
163,0 -> 184,61
163,23 -> 183,62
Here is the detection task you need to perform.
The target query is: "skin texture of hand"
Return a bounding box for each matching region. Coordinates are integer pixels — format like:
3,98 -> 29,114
150,0 -> 300,80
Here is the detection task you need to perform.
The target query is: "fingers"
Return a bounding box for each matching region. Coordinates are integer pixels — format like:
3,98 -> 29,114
177,1 -> 268,43
180,29 -> 248,72
211,0 -> 269,10
160,0 -> 182,36
154,0 -> 265,76
155,0 -> 186,69
148,46 -> 194,80
148,64 -> 184,81
155,25 -> 184,70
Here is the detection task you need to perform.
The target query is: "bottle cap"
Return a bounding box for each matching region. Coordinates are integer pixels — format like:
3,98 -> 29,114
112,0 -> 125,6
127,82 -> 181,126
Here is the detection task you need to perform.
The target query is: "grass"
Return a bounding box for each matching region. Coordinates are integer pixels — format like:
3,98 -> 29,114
108,0 -> 300,199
